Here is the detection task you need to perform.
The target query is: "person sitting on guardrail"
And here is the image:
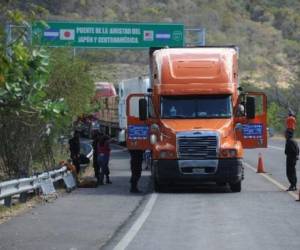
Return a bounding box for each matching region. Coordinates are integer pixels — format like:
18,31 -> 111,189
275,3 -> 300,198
97,135 -> 112,185
69,131 -> 81,174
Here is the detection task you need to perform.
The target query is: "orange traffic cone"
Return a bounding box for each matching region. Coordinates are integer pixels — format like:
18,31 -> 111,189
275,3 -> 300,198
257,153 -> 266,173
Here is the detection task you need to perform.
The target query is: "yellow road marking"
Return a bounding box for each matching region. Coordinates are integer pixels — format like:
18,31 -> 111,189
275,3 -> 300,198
244,162 -> 299,200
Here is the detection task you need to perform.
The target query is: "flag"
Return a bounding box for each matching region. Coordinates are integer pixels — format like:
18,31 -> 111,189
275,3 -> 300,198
143,30 -> 154,41
43,29 -> 59,40
60,29 -> 75,40
155,33 -> 171,40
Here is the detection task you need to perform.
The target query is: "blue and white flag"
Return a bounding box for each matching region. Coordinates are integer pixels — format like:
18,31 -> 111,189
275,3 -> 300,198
155,33 -> 171,40
43,29 -> 59,40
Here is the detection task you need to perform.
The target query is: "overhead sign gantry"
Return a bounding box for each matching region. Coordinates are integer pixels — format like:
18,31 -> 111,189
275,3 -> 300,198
32,21 -> 185,48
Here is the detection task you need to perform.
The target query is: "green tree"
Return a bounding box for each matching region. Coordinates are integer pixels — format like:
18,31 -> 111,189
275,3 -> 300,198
0,10 -> 66,178
0,3 -> 94,179
267,102 -> 284,132
46,48 -> 94,121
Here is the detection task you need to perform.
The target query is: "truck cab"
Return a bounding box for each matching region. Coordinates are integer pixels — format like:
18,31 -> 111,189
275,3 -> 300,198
126,47 -> 267,192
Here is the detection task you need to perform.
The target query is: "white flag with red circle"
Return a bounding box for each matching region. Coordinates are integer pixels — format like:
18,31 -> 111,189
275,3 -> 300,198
60,29 -> 75,40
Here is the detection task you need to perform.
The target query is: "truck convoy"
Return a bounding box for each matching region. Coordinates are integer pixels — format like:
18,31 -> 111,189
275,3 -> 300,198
77,79 -> 150,140
94,82 -> 119,137
126,47 -> 267,192
76,82 -> 119,138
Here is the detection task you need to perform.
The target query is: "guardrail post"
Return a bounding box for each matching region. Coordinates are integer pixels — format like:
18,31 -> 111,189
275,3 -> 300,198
19,192 -> 28,203
4,196 -> 12,207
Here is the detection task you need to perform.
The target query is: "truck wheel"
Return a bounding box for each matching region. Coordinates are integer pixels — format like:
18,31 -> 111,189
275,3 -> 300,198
153,177 -> 163,192
230,181 -> 241,192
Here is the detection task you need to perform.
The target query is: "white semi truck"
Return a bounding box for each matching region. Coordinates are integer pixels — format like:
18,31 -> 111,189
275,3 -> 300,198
118,76 -> 150,143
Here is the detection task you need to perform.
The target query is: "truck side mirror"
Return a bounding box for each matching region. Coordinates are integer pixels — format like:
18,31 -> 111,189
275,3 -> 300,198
246,96 -> 255,119
139,98 -> 148,121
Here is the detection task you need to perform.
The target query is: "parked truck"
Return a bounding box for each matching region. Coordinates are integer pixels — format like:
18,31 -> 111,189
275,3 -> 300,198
76,82 -> 119,138
126,47 -> 267,192
118,76 -> 150,143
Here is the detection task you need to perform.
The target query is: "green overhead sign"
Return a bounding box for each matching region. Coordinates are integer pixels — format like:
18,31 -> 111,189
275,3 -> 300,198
32,21 -> 184,48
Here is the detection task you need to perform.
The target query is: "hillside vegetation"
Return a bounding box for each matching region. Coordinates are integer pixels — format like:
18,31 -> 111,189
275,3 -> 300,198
2,1 -> 300,129
1,0 -> 300,178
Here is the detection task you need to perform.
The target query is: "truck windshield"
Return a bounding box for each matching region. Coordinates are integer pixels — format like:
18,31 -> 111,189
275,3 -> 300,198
161,95 -> 232,119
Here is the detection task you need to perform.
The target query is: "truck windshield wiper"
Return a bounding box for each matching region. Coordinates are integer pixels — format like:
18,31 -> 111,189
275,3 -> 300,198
167,115 -> 189,118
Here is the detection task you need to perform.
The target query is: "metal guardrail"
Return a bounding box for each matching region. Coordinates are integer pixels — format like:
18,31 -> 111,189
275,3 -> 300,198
0,166 -> 74,207
0,141 -> 93,207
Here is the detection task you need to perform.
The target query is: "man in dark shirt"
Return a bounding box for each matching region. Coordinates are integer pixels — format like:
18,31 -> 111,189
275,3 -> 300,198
69,131 -> 81,174
92,131 -> 103,183
284,130 -> 299,191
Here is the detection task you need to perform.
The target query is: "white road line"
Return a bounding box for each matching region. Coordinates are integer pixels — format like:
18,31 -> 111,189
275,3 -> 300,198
244,162 -> 298,200
268,145 -> 284,150
113,193 -> 158,250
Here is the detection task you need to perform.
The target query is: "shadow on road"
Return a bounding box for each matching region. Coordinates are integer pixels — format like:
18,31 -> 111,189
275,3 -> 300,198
152,183 -> 233,194
75,175 -> 151,197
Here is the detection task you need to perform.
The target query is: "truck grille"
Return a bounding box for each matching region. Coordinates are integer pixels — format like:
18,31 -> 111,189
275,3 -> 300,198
177,136 -> 218,159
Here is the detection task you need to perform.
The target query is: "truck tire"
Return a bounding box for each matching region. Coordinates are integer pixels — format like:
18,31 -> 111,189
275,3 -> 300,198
153,178 -> 161,192
230,181 -> 241,192
153,177 -> 164,192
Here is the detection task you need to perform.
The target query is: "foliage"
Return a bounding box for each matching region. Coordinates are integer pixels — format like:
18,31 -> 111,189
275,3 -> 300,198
0,0 -> 299,163
0,10 -> 66,178
267,102 -> 285,132
46,48 -> 94,122
0,3 -> 94,179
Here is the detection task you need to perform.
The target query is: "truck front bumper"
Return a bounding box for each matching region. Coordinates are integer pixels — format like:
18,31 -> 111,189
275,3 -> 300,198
152,159 -> 243,185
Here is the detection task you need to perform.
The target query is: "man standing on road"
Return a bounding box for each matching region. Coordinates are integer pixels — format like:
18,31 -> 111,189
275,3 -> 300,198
92,131 -> 102,183
97,135 -> 112,185
69,131 -> 81,174
284,130 -> 299,191
129,150 -> 144,193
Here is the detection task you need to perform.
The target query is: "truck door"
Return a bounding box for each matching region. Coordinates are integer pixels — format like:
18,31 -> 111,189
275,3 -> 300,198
126,94 -> 151,150
235,92 -> 267,148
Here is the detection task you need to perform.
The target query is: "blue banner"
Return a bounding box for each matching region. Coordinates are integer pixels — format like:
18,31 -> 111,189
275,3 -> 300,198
243,124 -> 263,139
128,125 -> 149,140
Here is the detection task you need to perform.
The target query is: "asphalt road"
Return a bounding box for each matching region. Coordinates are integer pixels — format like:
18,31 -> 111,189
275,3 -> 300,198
106,138 -> 300,250
1,138 -> 300,250
0,145 -> 151,250
244,138 -> 300,189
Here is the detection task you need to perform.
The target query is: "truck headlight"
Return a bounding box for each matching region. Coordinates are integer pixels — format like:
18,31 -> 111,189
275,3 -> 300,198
220,148 -> 237,158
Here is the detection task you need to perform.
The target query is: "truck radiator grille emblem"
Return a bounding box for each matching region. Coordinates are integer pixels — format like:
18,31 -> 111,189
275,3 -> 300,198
177,136 -> 217,159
